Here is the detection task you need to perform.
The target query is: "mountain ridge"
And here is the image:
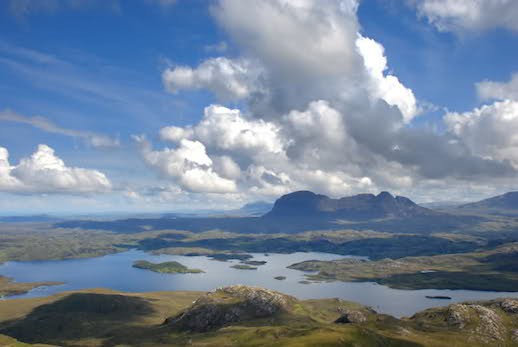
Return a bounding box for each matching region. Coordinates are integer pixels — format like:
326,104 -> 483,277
264,190 -> 436,220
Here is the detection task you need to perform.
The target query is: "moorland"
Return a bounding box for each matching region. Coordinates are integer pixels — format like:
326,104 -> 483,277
2,190 -> 518,346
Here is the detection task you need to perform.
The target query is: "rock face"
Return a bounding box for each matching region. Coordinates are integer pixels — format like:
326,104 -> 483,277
334,310 -> 368,324
264,190 -> 434,220
165,285 -> 295,332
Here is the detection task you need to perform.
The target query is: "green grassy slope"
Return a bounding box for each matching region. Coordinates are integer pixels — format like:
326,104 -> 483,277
0,287 -> 516,347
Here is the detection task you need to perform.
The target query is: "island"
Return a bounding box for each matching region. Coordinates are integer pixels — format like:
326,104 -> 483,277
425,295 -> 452,300
132,260 -> 204,274
208,253 -> 253,262
230,264 -> 257,270
242,260 -> 267,266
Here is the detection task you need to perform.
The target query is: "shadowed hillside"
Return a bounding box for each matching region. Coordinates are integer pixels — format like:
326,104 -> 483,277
459,191 -> 518,216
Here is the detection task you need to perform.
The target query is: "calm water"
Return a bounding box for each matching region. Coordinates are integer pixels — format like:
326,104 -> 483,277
1,250 -> 517,318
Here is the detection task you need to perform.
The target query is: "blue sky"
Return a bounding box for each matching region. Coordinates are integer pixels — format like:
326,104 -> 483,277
1,0 -> 518,214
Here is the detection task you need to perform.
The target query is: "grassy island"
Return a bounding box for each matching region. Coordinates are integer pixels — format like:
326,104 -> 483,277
132,260 -> 204,274
242,260 -> 267,266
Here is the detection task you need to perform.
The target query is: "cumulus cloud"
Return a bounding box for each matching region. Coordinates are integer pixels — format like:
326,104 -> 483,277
0,144 -> 111,193
443,72 -> 518,171
141,0 -> 516,200
210,0 -> 365,117
0,109 -> 120,148
355,35 -> 419,122
445,100 -> 518,168
476,73 -> 518,101
410,0 -> 518,33
134,136 -> 237,193
166,0 -> 417,122
161,105 -> 284,159
162,57 -> 260,101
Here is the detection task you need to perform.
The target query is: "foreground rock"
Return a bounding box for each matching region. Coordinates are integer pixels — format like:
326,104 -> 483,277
412,298 -> 518,345
165,285 -> 295,332
500,298 -> 518,314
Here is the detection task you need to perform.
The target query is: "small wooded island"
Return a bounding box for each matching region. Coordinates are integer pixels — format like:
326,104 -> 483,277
133,260 -> 204,274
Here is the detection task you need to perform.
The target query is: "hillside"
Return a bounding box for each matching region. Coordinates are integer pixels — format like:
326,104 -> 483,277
0,287 -> 517,346
460,191 -> 518,215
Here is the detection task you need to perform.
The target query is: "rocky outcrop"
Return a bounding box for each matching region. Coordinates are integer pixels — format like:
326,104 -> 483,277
334,309 -> 368,324
165,285 -> 295,332
446,304 -> 505,343
500,298 -> 518,314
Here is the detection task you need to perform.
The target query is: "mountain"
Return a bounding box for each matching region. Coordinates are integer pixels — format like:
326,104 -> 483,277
56,190 -> 479,234
459,191 -> 518,215
264,190 -> 435,220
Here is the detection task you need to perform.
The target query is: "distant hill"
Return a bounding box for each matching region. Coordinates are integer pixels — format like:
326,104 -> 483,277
460,191 -> 518,209
237,201 -> 274,216
264,191 -> 436,220
459,191 -> 518,215
419,201 -> 463,209
0,214 -> 60,223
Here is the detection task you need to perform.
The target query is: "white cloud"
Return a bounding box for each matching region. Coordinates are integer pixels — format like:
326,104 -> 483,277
356,35 -> 419,122
445,100 -> 518,168
159,125 -> 193,143
135,136 -> 237,194
0,109 -> 120,148
142,0 -> 516,201
161,105 -> 284,159
162,57 -> 259,101
410,0 -> 518,32
213,155 -> 241,180
0,144 -> 111,194
476,73 -> 518,101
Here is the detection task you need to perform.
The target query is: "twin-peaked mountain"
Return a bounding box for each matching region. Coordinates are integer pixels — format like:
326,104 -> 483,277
264,191 -> 435,220
57,190 -> 466,234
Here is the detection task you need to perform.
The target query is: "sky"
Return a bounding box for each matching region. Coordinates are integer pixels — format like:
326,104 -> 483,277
1,0 -> 518,214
